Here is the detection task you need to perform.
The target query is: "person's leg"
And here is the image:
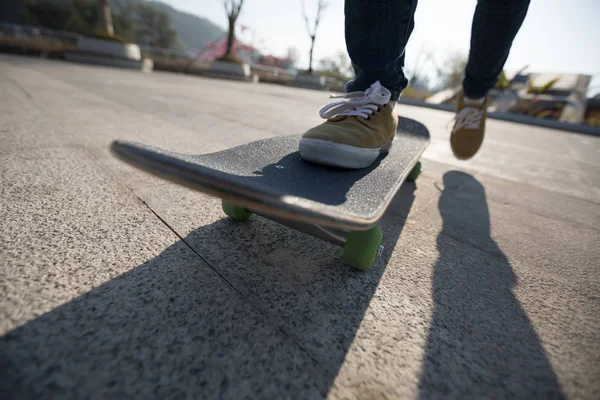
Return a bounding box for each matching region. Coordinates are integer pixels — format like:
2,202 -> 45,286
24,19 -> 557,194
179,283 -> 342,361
299,0 -> 419,169
451,0 -> 530,160
345,0 -> 419,101
463,0 -> 531,98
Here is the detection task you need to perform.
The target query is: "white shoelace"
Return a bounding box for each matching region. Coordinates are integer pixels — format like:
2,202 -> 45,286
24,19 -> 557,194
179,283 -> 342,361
451,107 -> 484,132
319,81 -> 391,119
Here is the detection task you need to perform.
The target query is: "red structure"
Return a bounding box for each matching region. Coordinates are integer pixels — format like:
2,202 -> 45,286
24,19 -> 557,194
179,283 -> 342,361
196,35 -> 293,70
196,36 -> 254,62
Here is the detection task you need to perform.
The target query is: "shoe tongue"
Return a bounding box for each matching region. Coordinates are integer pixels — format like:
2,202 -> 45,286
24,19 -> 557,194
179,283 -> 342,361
327,115 -> 347,122
366,81 -> 391,105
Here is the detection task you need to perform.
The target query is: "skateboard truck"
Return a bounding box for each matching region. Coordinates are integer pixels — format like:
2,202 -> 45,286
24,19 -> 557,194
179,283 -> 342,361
223,201 -> 385,271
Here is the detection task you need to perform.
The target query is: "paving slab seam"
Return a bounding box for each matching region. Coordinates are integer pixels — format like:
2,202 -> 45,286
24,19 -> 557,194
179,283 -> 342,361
0,144 -> 88,157
6,77 -> 35,101
56,135 -> 335,377
130,191 -> 332,374
384,170 -> 468,221
2,79 -> 91,152
484,198 -> 600,233
425,157 -> 600,210
424,157 -> 600,207
0,67 -> 331,372
426,172 -> 600,260
466,137 -> 600,168
436,229 -> 509,261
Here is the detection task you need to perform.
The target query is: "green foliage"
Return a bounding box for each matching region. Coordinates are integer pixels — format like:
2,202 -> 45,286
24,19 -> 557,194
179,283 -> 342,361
401,85 -> 432,101
90,31 -> 131,44
539,77 -> 560,93
19,0 -> 178,48
20,0 -> 70,31
109,3 -> 136,41
494,70 -> 510,90
136,2 -> 177,48
509,99 -> 564,119
436,52 -> 468,89
145,1 -> 223,51
318,51 -> 353,81
20,0 -> 131,40
529,77 -> 560,94
584,110 -> 600,127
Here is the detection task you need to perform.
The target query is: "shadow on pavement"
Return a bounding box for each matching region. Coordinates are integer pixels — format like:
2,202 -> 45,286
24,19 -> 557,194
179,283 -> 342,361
0,183 -> 416,398
417,171 -> 565,399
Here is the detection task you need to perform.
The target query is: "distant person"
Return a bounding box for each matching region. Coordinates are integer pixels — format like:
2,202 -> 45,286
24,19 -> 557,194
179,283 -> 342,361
299,0 -> 530,168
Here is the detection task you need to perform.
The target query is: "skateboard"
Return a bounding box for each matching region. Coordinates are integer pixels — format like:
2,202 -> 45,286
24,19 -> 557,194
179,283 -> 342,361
110,116 -> 429,270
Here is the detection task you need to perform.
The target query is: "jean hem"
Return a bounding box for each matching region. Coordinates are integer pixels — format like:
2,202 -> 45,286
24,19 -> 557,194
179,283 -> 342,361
462,84 -> 490,100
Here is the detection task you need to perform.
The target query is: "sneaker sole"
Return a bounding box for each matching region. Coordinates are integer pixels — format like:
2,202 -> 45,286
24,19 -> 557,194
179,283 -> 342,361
299,138 -> 392,169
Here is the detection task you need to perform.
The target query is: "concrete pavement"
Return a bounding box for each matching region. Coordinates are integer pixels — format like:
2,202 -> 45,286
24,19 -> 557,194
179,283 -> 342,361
1,54 -> 599,399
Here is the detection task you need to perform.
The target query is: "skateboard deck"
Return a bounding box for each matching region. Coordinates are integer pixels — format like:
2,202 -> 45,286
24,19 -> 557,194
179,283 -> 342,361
110,117 -> 429,231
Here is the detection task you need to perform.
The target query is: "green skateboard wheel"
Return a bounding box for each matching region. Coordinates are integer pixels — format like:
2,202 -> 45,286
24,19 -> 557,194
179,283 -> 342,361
407,161 -> 422,182
343,226 -> 383,270
222,200 -> 252,222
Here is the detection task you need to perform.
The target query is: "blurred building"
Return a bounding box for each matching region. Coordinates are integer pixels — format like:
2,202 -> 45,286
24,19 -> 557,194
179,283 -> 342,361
196,35 -> 292,70
426,72 -> 593,124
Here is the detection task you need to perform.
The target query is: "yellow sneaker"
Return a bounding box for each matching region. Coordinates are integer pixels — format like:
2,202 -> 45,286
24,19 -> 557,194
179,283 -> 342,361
450,91 -> 488,160
299,81 -> 398,169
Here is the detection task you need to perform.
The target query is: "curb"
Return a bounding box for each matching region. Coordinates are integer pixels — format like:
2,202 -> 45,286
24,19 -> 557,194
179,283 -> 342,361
397,98 -> 600,137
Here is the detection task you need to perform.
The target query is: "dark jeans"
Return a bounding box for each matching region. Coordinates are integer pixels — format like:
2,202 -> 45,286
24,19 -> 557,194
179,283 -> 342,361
344,0 -> 530,100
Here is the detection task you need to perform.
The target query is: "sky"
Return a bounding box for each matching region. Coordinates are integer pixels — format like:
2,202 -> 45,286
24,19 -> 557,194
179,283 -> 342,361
165,0 -> 599,94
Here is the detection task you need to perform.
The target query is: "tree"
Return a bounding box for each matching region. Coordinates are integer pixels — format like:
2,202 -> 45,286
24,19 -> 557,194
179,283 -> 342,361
301,0 -> 327,74
136,3 -> 177,48
319,51 -> 352,80
21,0 -> 139,42
286,47 -> 300,69
435,52 -> 468,89
222,0 -> 245,60
409,74 -> 431,92
21,0 -> 70,31
405,42 -> 436,92
109,2 -> 135,40
97,0 -> 114,36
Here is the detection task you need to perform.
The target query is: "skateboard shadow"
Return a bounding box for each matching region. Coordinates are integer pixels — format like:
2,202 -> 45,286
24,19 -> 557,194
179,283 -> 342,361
417,171 -> 564,399
0,183 -> 416,398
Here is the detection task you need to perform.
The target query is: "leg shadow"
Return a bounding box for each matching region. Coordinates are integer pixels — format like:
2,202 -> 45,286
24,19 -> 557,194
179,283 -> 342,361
418,171 -> 565,399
